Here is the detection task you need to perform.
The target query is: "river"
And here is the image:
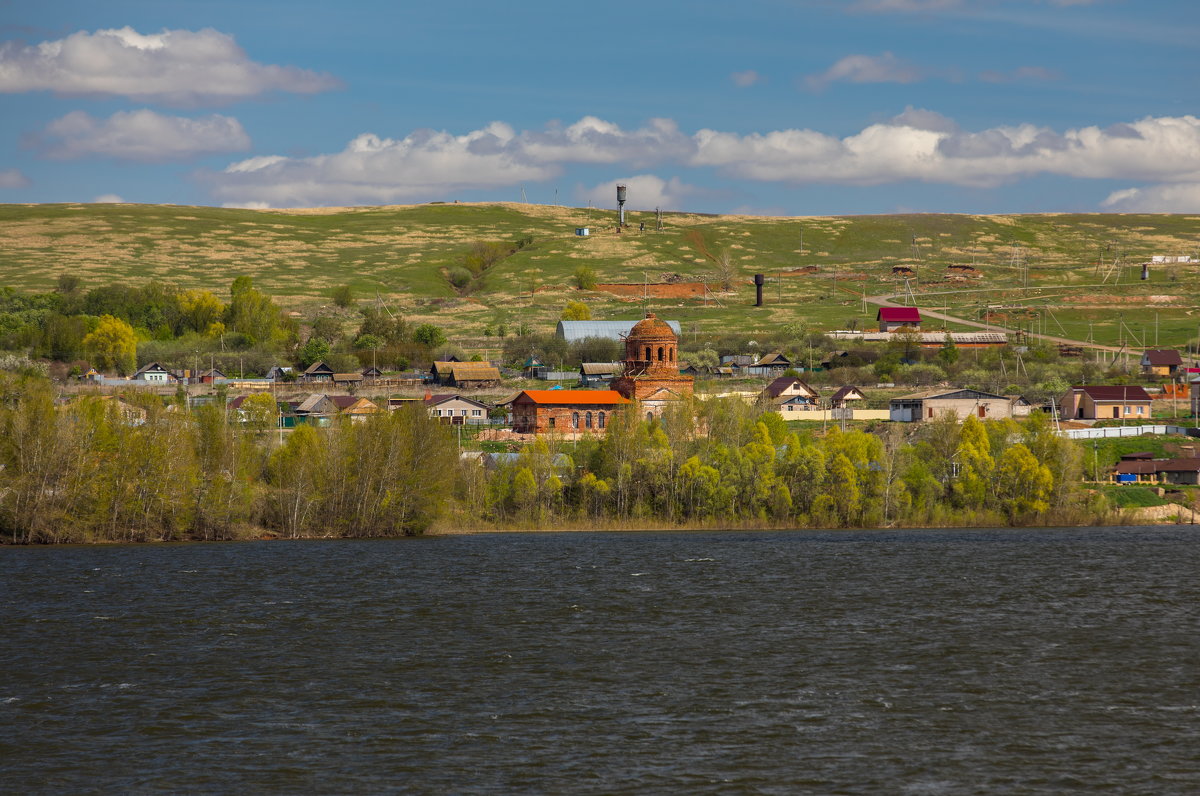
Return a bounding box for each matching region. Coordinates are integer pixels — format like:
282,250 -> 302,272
3,527 -> 1199,793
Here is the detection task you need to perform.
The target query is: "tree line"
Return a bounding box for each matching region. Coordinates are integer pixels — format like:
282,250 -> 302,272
2,372 -> 1113,544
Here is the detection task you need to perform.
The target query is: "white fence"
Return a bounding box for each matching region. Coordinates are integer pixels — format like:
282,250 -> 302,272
1060,424 -> 1200,439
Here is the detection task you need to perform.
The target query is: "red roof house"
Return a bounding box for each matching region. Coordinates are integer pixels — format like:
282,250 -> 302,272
877,307 -> 922,331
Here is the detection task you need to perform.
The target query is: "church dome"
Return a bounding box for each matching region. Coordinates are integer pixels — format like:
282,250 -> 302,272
628,312 -> 676,341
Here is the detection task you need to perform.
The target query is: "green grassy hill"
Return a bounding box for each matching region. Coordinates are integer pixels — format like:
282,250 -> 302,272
2,202 -> 1198,347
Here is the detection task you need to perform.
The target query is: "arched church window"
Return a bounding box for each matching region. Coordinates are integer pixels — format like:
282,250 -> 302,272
598,412 -> 606,429
657,347 -> 664,361
645,346 -> 651,361
572,412 -> 579,429
585,412 -> 593,429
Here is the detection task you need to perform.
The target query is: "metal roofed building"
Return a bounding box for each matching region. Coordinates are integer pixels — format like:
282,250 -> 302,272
557,319 -> 682,343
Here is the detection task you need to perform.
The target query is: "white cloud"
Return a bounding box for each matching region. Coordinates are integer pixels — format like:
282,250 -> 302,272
207,123 -> 559,207
731,70 -> 762,87
575,175 -> 701,212
91,194 -> 124,203
691,113 -> 1200,188
1102,184 -> 1200,212
34,109 -> 250,161
0,168 -> 30,188
805,53 -> 924,91
205,113 -> 1200,207
0,27 -> 340,105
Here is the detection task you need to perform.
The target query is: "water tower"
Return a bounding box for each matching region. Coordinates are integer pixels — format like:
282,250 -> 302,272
616,183 -> 627,226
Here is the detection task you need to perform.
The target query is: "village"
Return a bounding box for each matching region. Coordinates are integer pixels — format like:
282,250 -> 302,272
61,303 -> 1200,489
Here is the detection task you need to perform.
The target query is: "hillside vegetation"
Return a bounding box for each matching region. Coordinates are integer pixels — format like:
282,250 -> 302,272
1,202 -> 1198,348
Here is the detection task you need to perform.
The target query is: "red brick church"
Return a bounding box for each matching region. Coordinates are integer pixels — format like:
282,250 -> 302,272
507,312 -> 693,433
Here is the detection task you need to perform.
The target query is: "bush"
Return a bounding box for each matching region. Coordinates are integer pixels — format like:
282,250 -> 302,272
331,285 -> 355,308
446,267 -> 473,289
574,266 -> 598,290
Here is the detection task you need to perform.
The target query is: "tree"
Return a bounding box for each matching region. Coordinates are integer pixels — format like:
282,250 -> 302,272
227,282 -> 283,345
179,290 -> 226,334
573,265 -> 598,290
297,337 -> 330,368
240,392 -> 279,432
412,323 -> 446,348
715,249 -> 739,291
331,284 -> 355,308
561,300 -> 592,321
936,333 -> 959,366
82,315 -> 137,375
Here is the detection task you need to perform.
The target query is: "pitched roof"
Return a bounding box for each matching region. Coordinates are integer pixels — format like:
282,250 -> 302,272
754,351 -> 791,366
296,394 -> 332,413
894,388 -> 1010,402
580,362 -> 620,375
425,394 -> 489,409
877,307 -> 922,323
831,385 -> 865,402
449,362 -> 501,381
344,398 -> 382,414
556,319 -> 682,342
764,376 -> 816,399
303,360 -> 334,375
513,389 -> 630,406
1115,457 -> 1200,475
329,395 -> 358,410
1073,385 -> 1152,402
132,361 -> 170,377
1143,349 -> 1183,366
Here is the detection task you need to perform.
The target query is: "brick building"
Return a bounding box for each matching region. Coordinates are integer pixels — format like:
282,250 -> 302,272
609,312 -> 694,419
507,390 -> 629,434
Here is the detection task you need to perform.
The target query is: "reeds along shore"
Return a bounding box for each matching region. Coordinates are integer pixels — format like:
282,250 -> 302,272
1,373 -> 1108,544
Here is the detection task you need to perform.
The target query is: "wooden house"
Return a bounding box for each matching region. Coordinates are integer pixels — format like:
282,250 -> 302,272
302,360 -> 335,382
830,385 -> 866,408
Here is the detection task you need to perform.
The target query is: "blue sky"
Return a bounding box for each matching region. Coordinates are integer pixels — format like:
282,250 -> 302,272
1,0 -> 1197,214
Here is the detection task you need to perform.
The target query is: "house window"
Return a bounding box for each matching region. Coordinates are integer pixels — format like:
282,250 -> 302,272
1136,406 -> 1144,415
460,409 -> 468,416
471,409 -> 482,417
548,416 -> 556,429
787,405 -> 794,411
598,412 -> 606,429
585,412 -> 593,429
1124,406 -> 1131,415
928,408 -> 934,418
646,411 -> 654,423
572,412 -> 580,429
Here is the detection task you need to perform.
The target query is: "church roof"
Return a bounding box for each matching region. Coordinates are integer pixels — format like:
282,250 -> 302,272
627,312 -> 677,340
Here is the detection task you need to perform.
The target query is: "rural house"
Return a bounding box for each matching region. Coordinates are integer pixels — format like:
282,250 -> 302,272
761,376 -> 819,413
1141,349 -> 1183,377
877,307 -> 922,332
1058,385 -> 1152,421
830,385 -> 866,408
302,360 -> 335,382
425,394 -> 490,425
890,388 -> 1022,422
131,362 -> 173,383
579,362 -> 621,387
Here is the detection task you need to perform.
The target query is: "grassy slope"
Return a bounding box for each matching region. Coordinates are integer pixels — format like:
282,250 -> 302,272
2,202 -> 1198,347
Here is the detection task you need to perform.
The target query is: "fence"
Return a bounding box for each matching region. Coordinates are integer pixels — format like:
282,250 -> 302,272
1059,424 -> 1200,439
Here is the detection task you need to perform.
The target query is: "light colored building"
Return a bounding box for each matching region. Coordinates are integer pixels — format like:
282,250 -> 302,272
1058,385 -> 1152,421
877,306 -> 921,332
890,388 -> 1023,422
556,318 -> 682,343
1141,349 -> 1182,377
425,394 -> 490,425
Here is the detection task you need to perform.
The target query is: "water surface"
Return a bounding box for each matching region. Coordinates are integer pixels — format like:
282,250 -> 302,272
3,527 -> 1199,793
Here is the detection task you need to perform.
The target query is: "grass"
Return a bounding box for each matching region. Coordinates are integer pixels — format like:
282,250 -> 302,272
2,202 -> 1198,346
1098,485 -> 1169,508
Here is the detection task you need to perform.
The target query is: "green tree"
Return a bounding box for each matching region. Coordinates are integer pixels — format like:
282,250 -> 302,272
573,265 -> 598,290
413,323 -> 446,348
936,333 -> 960,366
561,300 -> 592,321
995,443 -> 1053,519
298,337 -> 330,368
82,314 -> 137,375
331,284 -> 355,308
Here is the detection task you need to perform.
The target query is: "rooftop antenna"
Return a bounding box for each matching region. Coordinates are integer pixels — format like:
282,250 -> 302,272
617,183 -> 627,227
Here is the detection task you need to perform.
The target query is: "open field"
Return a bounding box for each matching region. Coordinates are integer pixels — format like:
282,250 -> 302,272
1,202 -> 1198,347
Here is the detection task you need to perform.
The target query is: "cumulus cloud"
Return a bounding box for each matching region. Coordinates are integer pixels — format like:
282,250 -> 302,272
805,52 -> 924,91
1102,184 -> 1200,213
207,122 -> 559,207
576,175 -> 701,212
205,113 -> 1200,207
691,113 -> 1200,188
32,109 -> 250,161
730,70 -> 762,87
0,168 -> 31,188
0,27 -> 340,105
91,194 -> 124,203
